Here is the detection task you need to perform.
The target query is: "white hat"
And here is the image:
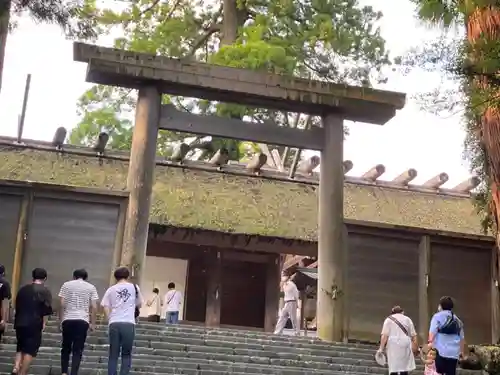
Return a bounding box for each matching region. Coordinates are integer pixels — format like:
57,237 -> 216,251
375,351 -> 387,366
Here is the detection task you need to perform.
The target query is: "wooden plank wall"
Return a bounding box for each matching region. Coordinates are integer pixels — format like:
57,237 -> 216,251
344,228 -> 494,344
0,183 -> 127,302
429,241 -> 492,344
347,232 -> 419,342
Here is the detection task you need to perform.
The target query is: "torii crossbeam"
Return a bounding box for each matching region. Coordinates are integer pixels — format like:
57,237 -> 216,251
73,42 -> 406,342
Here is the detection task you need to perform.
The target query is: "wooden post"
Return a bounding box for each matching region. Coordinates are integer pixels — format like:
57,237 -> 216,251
121,86 -> 161,284
317,113 -> 345,342
492,247 -> 500,343
299,290 -> 306,331
264,254 -> 280,332
342,224 -> 350,343
418,235 -> 431,342
11,192 -> 32,300
109,200 -> 128,287
205,250 -> 222,327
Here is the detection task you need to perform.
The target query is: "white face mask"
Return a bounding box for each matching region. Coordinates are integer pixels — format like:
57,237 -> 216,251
437,305 -> 442,312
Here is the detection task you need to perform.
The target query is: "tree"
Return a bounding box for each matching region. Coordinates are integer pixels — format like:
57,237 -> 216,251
71,0 -> 392,163
408,0 -> 500,237
0,0 -> 95,93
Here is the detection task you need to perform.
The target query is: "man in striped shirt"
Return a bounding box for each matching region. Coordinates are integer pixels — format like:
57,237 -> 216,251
58,269 -> 99,375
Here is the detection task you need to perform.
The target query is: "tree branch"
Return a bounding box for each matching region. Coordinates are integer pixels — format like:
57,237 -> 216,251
185,24 -> 222,58
138,0 -> 161,17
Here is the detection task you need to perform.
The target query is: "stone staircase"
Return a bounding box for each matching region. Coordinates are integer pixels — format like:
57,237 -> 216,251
0,320 -> 482,375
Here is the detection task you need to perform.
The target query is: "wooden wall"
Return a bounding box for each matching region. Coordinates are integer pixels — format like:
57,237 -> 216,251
347,232 -> 419,342
0,183 -> 127,304
346,229 -> 494,344
429,241 -> 492,344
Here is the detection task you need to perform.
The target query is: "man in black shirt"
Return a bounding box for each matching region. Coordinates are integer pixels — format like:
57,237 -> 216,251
12,268 -> 53,375
0,265 -> 12,341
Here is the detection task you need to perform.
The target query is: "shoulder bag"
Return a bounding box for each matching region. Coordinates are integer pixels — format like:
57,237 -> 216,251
388,315 -> 418,354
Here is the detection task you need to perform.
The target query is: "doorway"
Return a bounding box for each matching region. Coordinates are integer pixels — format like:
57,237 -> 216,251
220,259 -> 266,328
184,257 -> 207,323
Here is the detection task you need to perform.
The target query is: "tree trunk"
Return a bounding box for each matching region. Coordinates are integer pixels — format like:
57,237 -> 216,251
0,0 -> 11,94
466,5 -> 500,229
221,0 -> 240,45
467,6 -> 500,342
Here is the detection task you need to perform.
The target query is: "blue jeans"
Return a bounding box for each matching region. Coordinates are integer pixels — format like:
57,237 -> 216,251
166,311 -> 179,324
108,322 -> 135,375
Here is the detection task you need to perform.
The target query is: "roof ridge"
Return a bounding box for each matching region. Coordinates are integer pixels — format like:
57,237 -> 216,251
0,135 -> 477,199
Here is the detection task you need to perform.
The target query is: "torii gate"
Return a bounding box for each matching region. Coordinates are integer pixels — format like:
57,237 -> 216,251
73,42 -> 406,342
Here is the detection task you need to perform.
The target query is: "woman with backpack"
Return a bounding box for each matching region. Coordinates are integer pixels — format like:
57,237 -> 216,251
427,296 -> 466,375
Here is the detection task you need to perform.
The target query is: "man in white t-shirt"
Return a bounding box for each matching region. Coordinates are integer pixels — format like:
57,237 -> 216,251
274,273 -> 300,336
58,269 -> 99,375
101,267 -> 143,375
163,282 -> 182,325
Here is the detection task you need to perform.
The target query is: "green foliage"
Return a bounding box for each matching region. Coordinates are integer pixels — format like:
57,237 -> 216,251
71,0 -> 392,162
403,0 -> 500,234
4,0 -> 95,37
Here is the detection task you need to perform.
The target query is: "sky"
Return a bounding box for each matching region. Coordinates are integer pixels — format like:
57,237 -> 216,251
0,0 -> 471,187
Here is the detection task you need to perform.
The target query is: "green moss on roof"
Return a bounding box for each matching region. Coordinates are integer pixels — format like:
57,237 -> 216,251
0,147 -> 485,240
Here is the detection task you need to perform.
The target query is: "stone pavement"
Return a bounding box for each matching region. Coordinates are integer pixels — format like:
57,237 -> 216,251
0,320 -> 482,375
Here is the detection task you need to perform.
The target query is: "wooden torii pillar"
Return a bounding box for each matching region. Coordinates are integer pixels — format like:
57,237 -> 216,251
73,42 -> 406,342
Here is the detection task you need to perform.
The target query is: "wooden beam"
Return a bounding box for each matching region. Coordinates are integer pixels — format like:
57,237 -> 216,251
110,199 -> 128,287
283,255 -> 307,270
264,254 -> 281,332
121,86 -> 161,283
205,250 -> 221,328
222,251 -> 270,263
75,43 -> 406,124
11,192 -> 32,301
159,105 -> 324,150
492,247 -> 500,343
418,235 -> 431,342
307,260 -> 318,268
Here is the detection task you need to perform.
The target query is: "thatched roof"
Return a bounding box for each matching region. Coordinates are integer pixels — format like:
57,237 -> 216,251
0,144 -> 486,240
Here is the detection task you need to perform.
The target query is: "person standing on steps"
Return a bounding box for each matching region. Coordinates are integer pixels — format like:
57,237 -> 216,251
0,265 -> 12,342
146,288 -> 162,323
377,306 -> 418,375
58,269 -> 99,375
12,268 -> 53,375
101,267 -> 143,375
273,272 -> 300,336
427,296 -> 466,375
164,283 -> 182,325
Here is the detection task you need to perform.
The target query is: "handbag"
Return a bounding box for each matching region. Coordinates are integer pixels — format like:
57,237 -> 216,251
133,284 -> 140,319
388,315 -> 419,353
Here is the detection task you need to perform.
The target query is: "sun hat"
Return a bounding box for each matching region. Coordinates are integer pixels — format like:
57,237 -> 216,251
375,350 -> 386,366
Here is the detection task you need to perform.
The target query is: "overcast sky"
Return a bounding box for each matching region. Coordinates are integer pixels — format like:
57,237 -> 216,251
0,0 -> 470,187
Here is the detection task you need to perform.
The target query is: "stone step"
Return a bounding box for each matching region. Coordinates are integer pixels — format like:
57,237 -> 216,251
2,337 -> 380,366
0,322 -> 481,375
41,320 -> 377,349
0,362 -> 383,375
4,328 -> 378,355
0,358 -> 480,375
1,338 -> 380,365
0,344 -> 415,371
0,340 -> 390,374
0,354 -> 390,375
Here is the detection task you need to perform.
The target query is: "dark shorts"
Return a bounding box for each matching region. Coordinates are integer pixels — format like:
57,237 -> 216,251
15,326 -> 42,357
435,353 -> 458,375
